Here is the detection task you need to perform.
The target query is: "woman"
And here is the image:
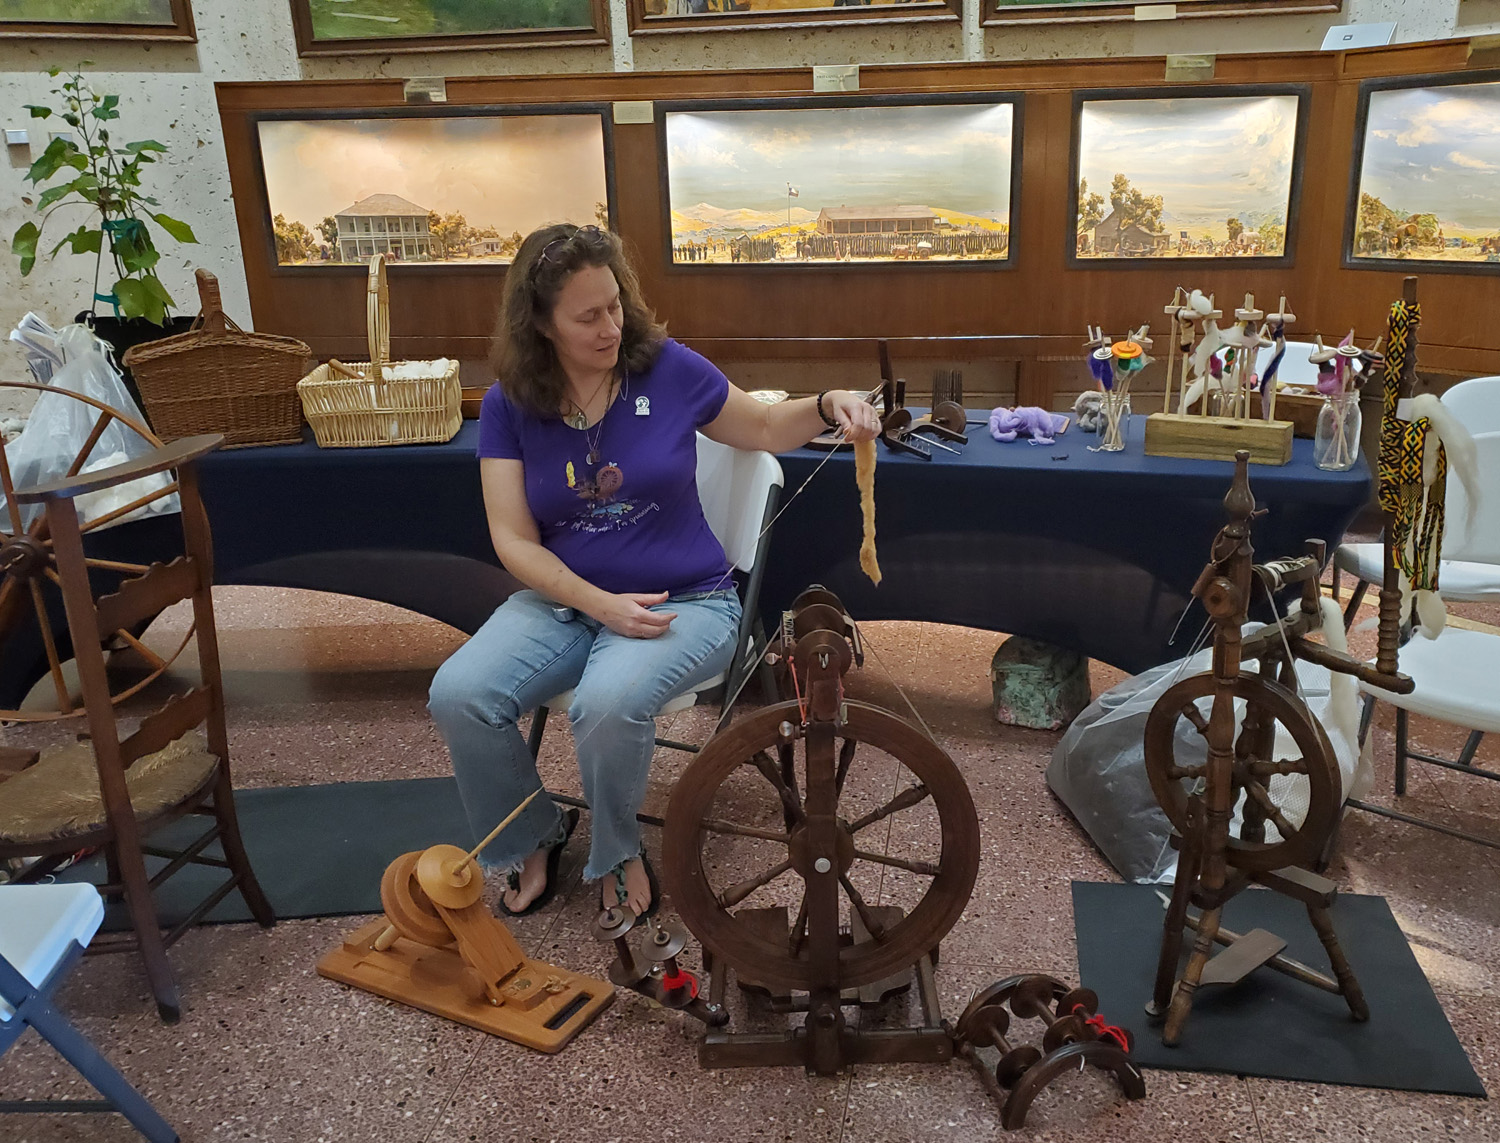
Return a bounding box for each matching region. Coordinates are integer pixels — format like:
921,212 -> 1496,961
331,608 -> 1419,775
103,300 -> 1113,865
428,223 -> 881,918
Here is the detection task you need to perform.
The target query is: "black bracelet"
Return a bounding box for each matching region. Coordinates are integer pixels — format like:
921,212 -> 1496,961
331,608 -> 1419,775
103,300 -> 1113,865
815,390 -> 839,429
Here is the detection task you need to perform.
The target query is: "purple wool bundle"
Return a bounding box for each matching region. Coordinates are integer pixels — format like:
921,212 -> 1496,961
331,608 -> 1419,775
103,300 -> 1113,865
989,406 -> 1068,445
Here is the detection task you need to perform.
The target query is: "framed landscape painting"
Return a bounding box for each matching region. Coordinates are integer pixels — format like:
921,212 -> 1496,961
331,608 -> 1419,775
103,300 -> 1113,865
628,0 -> 959,35
660,95 -> 1019,268
984,0 -> 1337,24
1345,73 -> 1500,274
289,0 -> 608,55
253,108 -> 612,270
1070,88 -> 1305,266
0,0 -> 195,40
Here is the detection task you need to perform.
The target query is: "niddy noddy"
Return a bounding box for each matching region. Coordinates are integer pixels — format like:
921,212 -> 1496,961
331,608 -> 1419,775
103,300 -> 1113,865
317,789 -> 614,1052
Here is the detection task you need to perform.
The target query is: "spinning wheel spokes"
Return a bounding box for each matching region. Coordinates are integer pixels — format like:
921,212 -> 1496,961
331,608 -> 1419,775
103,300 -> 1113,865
0,380 -> 190,722
1179,703 -> 1210,736
664,699 -> 979,993
1143,673 -> 1339,872
847,782 -> 930,833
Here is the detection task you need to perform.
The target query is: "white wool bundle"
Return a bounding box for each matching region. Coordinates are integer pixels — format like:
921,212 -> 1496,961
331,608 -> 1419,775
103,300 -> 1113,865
383,358 -> 454,380
1409,393 -> 1480,537
1312,596 -> 1360,749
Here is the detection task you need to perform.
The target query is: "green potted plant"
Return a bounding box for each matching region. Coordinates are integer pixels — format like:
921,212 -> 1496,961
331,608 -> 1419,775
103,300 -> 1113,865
10,66 -> 199,406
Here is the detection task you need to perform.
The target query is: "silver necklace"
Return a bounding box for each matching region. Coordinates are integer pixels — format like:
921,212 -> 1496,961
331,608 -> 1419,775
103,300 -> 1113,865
564,372 -> 614,432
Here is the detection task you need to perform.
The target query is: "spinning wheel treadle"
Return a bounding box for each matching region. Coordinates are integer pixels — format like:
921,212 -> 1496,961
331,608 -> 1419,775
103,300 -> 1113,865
1144,672 -> 1340,873
0,380 -> 190,721
664,698 -> 979,993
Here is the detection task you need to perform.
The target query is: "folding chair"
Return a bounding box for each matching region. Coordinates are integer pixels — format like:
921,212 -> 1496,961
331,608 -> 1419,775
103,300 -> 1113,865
0,434 -> 274,1021
527,434 -> 784,780
1353,625 -> 1500,849
1334,405 -> 1500,624
0,883 -> 177,1141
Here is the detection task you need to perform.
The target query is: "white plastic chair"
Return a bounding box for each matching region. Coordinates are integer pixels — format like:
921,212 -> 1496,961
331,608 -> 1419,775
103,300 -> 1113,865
0,884 -> 176,1140
1333,430 -> 1500,621
1439,376 -> 1500,437
526,434 -> 785,763
1352,626 -> 1500,849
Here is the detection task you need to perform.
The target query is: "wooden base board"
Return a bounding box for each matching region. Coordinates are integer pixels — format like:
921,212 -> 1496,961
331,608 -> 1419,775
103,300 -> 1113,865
317,919 -> 613,1053
1144,412 -> 1294,466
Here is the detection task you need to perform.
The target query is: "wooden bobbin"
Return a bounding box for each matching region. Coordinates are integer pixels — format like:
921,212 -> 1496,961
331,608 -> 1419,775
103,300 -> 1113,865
416,844 -> 484,910
1010,976 -> 1095,1053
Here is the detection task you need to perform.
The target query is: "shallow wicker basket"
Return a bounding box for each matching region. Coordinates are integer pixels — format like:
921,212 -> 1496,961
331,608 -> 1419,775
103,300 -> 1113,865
296,255 -> 461,448
121,269 -> 311,448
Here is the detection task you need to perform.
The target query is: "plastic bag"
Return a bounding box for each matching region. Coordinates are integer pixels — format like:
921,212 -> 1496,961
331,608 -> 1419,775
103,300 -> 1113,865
8,312 -> 65,384
1046,605 -> 1370,885
0,323 -> 179,531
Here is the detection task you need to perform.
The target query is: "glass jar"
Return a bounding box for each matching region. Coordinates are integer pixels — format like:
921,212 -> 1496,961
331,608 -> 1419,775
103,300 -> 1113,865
1314,391 -> 1362,472
1098,392 -> 1131,452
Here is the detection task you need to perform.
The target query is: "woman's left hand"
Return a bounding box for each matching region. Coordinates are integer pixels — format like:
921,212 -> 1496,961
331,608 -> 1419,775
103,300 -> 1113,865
823,390 -> 883,442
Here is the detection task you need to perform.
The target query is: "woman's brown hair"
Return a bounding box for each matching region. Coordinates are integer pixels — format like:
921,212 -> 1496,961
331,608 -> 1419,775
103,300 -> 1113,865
491,223 -> 667,418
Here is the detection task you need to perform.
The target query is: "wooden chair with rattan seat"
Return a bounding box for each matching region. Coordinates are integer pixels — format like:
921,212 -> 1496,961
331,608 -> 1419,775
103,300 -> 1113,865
0,434 -> 274,1022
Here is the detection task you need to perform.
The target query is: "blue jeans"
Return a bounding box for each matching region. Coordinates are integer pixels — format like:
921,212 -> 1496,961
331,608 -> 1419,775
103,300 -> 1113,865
428,588 -> 741,881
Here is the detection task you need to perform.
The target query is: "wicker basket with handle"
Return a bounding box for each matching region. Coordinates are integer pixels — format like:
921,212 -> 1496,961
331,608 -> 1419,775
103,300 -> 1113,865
121,269 -> 311,448
296,255 -> 462,448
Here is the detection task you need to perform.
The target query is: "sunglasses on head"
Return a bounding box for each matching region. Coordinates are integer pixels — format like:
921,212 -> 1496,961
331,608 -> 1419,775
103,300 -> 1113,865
534,225 -> 609,276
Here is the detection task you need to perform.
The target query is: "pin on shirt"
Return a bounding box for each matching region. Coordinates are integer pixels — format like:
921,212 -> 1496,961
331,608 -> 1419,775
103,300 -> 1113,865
635,396 -> 650,417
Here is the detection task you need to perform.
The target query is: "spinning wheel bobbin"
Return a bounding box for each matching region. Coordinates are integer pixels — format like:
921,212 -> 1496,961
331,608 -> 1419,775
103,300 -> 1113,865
952,973 -> 1144,1130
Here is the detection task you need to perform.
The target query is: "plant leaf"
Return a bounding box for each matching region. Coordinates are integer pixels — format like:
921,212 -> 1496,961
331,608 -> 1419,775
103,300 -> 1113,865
35,173 -> 97,211
26,135 -> 76,184
109,219 -> 160,274
140,274 -> 175,308
93,94 -> 119,120
152,213 -> 196,244
111,276 -> 166,325
12,221 -> 39,276
24,104 -> 51,119
125,139 -> 167,154
49,226 -> 101,258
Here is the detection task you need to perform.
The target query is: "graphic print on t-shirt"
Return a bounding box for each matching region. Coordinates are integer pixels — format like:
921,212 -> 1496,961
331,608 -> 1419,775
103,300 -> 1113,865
562,456 -> 661,535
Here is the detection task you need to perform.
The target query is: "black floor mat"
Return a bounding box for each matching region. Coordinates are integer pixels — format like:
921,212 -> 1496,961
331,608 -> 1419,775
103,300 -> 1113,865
62,778 -> 480,928
1072,881 -> 1485,1096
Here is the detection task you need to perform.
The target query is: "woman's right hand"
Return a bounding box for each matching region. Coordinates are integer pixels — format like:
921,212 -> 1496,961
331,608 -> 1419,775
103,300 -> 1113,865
594,591 -> 677,638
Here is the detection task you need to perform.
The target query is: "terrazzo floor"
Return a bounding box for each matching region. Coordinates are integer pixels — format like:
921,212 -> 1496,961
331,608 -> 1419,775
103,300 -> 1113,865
2,584 -> 1498,1143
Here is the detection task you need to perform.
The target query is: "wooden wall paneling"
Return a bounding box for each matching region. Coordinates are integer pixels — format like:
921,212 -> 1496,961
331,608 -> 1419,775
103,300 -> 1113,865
214,41 -> 1500,404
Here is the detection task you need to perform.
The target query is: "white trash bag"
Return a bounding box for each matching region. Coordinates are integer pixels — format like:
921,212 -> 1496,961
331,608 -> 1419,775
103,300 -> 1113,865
0,323 -> 179,532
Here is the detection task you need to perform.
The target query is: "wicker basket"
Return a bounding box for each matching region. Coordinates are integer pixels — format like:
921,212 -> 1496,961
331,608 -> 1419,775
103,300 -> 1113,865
121,269 -> 311,448
297,256 -> 461,448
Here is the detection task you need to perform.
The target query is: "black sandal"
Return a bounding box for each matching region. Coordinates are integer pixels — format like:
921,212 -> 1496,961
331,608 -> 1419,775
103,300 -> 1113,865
498,808 -> 579,918
603,852 -> 660,921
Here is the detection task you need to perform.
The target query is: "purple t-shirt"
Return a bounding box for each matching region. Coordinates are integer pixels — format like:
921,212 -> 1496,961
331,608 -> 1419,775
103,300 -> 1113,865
477,338 -> 732,596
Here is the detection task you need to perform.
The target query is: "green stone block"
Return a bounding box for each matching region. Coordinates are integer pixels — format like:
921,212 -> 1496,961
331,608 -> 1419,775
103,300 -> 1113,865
990,636 -> 1092,731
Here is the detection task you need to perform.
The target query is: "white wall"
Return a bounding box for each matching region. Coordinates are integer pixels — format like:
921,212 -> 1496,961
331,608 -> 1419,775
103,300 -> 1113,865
0,0 -> 1494,358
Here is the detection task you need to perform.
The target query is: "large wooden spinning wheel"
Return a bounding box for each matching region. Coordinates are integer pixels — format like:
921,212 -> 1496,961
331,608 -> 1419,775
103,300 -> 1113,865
0,381 -> 190,721
663,698 -> 980,993
1142,672 -> 1340,874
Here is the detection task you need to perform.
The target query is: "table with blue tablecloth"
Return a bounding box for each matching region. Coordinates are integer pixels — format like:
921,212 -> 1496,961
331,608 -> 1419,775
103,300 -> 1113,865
180,415 -> 1368,677
762,417 -> 1370,672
